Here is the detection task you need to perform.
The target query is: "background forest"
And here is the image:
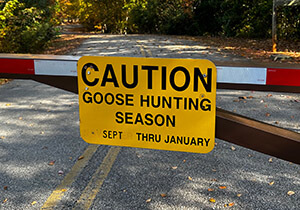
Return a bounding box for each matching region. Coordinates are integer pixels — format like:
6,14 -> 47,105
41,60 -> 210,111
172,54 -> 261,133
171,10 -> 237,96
0,0 -> 299,53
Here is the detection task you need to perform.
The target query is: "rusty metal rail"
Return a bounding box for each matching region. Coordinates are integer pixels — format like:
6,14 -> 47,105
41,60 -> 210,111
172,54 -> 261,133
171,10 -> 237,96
216,108 -> 300,164
1,54 -> 300,164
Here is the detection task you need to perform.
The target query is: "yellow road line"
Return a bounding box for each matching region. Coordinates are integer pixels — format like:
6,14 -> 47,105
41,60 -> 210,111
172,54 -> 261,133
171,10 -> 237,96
73,146 -> 121,210
41,145 -> 99,210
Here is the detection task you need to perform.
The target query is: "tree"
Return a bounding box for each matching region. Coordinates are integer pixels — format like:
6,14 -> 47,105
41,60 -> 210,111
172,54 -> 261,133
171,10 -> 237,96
0,0 -> 58,53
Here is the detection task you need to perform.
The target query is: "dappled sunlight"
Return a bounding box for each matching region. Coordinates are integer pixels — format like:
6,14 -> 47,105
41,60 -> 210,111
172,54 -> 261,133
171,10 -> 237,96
162,45 -> 209,50
102,142 -> 300,209
1,23 -> 299,208
216,89 -> 300,133
1,163 -> 46,179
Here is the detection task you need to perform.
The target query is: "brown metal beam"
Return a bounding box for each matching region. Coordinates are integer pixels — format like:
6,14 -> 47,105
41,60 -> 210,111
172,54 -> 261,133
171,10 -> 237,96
33,76 -> 78,94
0,73 -> 78,94
216,108 -> 300,164
2,73 -> 299,94
2,69 -> 300,164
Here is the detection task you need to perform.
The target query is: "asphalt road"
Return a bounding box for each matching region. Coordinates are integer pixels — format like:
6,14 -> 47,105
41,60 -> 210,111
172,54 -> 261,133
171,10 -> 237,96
0,34 -> 299,210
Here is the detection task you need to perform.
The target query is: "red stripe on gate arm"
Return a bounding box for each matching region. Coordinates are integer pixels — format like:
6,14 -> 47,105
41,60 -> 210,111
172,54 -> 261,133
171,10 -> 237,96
0,59 -> 35,75
266,68 -> 300,86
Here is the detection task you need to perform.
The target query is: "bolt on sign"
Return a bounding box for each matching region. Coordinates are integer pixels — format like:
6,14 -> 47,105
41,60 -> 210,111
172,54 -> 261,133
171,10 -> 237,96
77,56 -> 217,153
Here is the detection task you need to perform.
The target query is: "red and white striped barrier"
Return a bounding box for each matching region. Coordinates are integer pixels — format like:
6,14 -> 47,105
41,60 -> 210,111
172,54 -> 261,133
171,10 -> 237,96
217,66 -> 300,86
0,58 -> 78,76
0,56 -> 299,87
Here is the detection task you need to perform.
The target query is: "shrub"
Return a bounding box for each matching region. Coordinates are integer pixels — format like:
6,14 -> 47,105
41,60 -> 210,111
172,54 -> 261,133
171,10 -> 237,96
0,0 -> 57,53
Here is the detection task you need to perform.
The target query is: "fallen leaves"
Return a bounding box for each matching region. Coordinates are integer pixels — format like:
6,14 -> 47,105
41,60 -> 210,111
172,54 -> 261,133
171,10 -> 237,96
171,166 -> 178,170
209,198 -> 216,203
265,113 -> 271,117
224,202 -> 235,207
3,198 -> 8,203
234,95 -> 254,103
287,191 -> 295,196
78,156 -> 84,160
160,193 -> 167,198
188,176 -> 193,181
231,146 -> 236,151
268,158 -> 273,163
48,161 -> 55,166
182,36 -> 300,63
31,201 -> 37,205
44,34 -> 88,55
269,181 -> 275,186
0,136 -> 5,139
219,186 -> 227,189
146,198 -> 152,203
0,79 -> 11,85
208,188 -> 214,192
237,194 -> 242,197
3,186 -> 8,190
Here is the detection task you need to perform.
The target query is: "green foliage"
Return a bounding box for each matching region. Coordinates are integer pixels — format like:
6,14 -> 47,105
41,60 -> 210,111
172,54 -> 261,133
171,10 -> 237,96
128,0 -> 300,40
2,0 -> 294,42
193,0 -> 223,36
0,0 -> 57,53
220,0 -> 273,38
71,0 -> 130,33
128,0 -> 196,35
277,5 -> 300,40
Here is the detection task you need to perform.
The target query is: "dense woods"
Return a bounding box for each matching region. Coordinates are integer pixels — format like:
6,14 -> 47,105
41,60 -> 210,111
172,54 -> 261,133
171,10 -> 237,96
0,0 -> 58,53
1,0 -> 299,53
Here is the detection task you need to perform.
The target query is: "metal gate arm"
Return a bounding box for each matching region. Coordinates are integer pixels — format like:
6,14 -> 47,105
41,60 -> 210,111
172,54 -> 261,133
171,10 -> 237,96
1,54 -> 300,93
216,108 -> 300,164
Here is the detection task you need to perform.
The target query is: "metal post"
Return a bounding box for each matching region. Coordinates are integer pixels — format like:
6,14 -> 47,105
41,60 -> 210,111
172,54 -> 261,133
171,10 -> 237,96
272,0 -> 277,52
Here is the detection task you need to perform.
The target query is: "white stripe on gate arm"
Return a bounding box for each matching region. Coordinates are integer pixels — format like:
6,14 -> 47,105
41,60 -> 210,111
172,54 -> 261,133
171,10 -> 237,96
34,60 -> 78,76
217,66 -> 267,85
33,59 -> 268,86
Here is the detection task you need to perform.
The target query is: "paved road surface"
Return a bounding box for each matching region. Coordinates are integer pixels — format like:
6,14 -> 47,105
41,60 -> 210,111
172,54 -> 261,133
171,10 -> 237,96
0,34 -> 299,209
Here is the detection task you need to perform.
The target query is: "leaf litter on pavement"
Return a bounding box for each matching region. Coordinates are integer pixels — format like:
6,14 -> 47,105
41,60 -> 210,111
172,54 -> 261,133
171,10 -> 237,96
180,36 -> 300,63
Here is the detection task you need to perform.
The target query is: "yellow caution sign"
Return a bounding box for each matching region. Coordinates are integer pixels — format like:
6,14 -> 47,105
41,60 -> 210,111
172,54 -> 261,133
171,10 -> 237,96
77,56 -> 216,153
